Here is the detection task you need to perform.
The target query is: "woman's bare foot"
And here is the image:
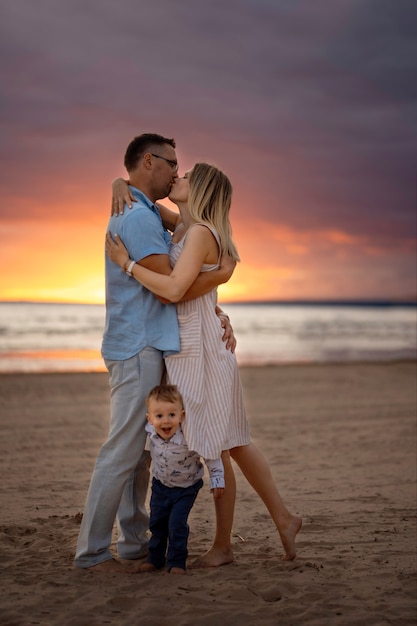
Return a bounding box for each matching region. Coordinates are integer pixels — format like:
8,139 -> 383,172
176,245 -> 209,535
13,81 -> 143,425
132,562 -> 157,574
169,567 -> 186,575
189,546 -> 233,569
280,515 -> 302,561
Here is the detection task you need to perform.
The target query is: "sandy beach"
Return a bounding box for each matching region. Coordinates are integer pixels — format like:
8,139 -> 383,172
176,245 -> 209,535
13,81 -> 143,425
0,362 -> 416,625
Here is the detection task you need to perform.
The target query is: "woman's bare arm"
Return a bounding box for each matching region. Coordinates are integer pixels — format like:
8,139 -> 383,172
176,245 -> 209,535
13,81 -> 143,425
111,178 -> 135,214
106,229 -> 237,351
111,179 -> 180,232
106,226 -> 214,302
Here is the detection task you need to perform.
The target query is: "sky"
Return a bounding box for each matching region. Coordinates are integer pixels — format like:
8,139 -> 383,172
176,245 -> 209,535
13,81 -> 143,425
1,0 -> 416,304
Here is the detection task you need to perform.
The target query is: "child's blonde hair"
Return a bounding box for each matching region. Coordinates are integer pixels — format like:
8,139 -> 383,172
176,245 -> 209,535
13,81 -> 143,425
146,384 -> 184,408
188,163 -> 240,262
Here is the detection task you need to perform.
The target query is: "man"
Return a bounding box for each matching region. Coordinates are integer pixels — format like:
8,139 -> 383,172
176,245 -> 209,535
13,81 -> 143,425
74,133 -> 235,570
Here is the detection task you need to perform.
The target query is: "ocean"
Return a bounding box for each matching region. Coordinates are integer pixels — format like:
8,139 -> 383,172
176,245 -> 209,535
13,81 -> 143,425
0,301 -> 415,373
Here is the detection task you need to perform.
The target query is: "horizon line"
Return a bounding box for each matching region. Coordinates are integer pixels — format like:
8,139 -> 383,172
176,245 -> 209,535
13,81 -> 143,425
1,298 -> 416,307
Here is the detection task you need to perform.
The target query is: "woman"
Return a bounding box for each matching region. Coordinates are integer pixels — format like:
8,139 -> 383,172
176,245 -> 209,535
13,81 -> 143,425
107,163 -> 302,563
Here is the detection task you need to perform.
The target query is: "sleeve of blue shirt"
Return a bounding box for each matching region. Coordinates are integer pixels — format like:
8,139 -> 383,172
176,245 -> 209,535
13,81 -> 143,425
118,205 -> 170,263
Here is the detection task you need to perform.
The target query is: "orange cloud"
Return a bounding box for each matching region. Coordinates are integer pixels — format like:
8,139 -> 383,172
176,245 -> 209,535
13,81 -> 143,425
0,210 -> 414,304
325,230 -> 365,245
1,216 -> 105,303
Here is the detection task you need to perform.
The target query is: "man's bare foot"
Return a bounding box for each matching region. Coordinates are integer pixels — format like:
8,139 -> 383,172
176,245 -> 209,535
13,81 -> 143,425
189,546 -> 233,569
132,562 -> 157,574
86,559 -> 125,573
169,567 -> 186,575
280,515 -> 302,561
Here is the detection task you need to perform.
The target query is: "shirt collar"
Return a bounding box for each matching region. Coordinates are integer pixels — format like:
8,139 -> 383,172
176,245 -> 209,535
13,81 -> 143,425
128,185 -> 158,212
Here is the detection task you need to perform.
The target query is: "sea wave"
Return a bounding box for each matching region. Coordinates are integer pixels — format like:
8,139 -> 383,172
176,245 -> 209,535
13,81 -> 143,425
0,302 -> 415,373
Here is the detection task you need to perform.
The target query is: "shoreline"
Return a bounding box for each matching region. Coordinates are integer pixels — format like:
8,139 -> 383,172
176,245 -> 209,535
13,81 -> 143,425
0,362 -> 416,625
0,356 -> 416,376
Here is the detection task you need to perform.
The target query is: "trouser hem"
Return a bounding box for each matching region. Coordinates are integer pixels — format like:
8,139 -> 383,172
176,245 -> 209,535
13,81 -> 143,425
118,544 -> 148,560
74,555 -> 114,569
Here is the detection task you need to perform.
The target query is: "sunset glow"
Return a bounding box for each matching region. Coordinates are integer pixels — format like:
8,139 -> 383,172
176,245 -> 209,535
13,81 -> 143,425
0,2 -> 415,304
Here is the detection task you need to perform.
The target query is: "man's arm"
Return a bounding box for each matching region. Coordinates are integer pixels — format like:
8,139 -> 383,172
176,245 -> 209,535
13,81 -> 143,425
179,253 -> 236,302
137,252 -> 236,301
137,253 -> 172,302
138,253 -> 172,274
137,252 -> 237,352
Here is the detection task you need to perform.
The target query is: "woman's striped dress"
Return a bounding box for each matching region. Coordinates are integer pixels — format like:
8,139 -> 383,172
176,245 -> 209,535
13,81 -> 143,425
165,224 -> 251,460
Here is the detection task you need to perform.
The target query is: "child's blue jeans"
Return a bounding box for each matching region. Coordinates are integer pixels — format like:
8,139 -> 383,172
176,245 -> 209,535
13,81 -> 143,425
148,477 -> 203,571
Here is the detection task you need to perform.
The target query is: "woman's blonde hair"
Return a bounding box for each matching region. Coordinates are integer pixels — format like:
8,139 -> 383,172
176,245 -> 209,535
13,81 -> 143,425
188,163 -> 240,261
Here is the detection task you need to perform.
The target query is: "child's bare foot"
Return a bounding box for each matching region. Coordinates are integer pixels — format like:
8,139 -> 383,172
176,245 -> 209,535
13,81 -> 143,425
132,562 -> 157,574
280,515 -> 302,560
189,546 -> 233,569
169,567 -> 186,575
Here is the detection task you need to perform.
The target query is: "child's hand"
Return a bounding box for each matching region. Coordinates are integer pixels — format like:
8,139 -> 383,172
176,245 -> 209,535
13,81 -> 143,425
211,487 -> 224,500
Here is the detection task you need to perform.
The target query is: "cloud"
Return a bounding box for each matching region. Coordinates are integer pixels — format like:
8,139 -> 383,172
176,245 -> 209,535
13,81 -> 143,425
0,0 -> 415,300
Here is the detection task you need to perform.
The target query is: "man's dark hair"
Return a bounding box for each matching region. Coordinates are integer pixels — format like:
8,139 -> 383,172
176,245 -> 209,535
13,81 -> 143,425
124,133 -> 176,172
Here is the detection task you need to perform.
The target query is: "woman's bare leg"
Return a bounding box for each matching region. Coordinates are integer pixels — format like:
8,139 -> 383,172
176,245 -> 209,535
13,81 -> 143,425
190,451 -> 235,568
230,443 -> 302,560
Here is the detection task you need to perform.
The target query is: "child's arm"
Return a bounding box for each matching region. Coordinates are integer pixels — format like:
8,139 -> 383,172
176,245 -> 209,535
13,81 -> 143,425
205,457 -> 224,500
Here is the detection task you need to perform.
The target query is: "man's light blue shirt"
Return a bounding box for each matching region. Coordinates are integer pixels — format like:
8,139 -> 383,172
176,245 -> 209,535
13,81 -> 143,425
101,187 -> 179,360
